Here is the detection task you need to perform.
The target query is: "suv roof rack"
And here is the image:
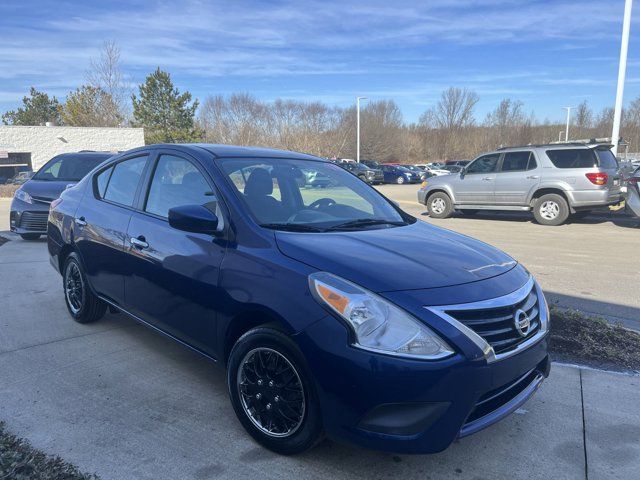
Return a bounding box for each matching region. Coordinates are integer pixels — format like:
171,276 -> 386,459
496,138 -> 613,150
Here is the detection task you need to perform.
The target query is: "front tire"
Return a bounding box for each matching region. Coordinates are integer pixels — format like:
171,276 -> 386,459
396,176 -> 405,184
427,192 -> 454,218
227,327 -> 323,455
63,253 -> 107,323
533,194 -> 569,226
20,233 -> 40,240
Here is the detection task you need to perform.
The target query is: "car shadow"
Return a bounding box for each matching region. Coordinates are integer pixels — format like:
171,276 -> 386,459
419,210 -> 639,227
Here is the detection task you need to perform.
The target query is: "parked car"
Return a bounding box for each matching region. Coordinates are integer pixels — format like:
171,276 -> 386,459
341,161 -> 384,184
303,169 -> 332,188
48,144 -> 550,455
381,164 -> 421,184
10,151 -> 114,240
625,166 -> 640,218
415,164 -> 450,176
442,165 -> 463,174
418,142 -> 623,226
360,159 -> 381,170
6,171 -> 34,185
402,164 -> 431,181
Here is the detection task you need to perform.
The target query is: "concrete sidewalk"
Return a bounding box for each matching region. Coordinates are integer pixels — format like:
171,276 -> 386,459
0,238 -> 638,479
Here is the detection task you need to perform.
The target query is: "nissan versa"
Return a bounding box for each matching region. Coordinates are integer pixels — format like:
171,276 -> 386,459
48,144 -> 550,455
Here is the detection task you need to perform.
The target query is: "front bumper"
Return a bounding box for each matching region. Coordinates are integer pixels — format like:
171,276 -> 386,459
9,198 -> 50,234
296,314 -> 549,454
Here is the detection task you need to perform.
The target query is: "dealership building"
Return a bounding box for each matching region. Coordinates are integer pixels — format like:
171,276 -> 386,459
0,125 -> 145,182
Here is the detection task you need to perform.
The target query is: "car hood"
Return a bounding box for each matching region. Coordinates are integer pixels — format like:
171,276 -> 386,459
21,179 -> 75,201
275,221 -> 517,292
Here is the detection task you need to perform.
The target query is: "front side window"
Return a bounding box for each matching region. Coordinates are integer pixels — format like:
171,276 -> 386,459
145,155 -> 223,228
467,154 -> 500,174
219,158 -> 408,231
102,156 -> 147,207
501,151 -> 536,172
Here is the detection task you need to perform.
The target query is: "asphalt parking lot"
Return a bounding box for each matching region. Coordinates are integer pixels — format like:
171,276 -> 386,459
375,184 -> 640,330
0,239 -> 638,480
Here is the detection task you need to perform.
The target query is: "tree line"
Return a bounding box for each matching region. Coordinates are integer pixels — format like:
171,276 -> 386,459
3,42 -> 640,162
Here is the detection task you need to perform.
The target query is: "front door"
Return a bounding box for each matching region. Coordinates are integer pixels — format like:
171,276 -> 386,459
494,151 -> 541,205
456,153 -> 500,204
124,151 -> 227,357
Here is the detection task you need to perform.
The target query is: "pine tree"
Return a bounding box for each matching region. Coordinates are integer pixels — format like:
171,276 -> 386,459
2,87 -> 62,126
131,68 -> 202,144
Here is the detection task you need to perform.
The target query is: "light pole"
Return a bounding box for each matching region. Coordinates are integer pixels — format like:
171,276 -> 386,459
563,106 -> 573,142
356,96 -> 367,162
612,0 -> 633,157
558,130 -> 564,142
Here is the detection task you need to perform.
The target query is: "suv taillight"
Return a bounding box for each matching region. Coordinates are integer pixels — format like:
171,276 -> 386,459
628,177 -> 639,185
585,172 -> 608,185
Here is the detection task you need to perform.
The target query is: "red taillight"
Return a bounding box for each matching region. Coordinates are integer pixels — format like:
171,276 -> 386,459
585,172 -> 608,185
628,177 -> 639,185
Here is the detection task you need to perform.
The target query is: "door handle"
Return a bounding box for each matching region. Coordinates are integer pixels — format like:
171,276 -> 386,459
482,177 -> 493,181
74,216 -> 87,227
130,236 -> 149,249
527,175 -> 540,179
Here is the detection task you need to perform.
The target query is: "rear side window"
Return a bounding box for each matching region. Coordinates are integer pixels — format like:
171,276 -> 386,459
102,156 -> 147,207
501,152 -> 537,172
546,149 -> 597,169
96,166 -> 113,198
594,149 -> 618,169
145,154 -> 222,222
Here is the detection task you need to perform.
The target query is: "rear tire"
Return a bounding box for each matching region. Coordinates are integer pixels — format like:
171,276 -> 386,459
20,233 -> 40,240
427,192 -> 453,219
533,194 -> 569,226
227,327 -> 323,455
63,253 -> 107,324
396,176 -> 405,185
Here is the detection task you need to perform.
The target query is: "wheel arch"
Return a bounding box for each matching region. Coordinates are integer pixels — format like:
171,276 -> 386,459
424,188 -> 454,205
530,188 -> 572,210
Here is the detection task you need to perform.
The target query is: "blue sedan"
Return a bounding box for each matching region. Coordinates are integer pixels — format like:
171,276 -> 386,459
48,144 -> 550,455
380,164 -> 421,184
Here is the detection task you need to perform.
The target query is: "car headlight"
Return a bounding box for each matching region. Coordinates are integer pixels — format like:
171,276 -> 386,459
309,272 -> 454,359
14,189 -> 33,204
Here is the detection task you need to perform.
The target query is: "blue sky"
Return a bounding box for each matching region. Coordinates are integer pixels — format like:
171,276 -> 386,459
1,0 -> 639,123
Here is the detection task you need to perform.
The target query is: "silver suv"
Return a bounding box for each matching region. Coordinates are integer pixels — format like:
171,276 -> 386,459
417,142 -> 622,226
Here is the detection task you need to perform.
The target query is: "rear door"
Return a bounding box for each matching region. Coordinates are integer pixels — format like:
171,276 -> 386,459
456,153 -> 500,204
74,154 -> 149,306
124,150 -> 227,357
494,151 -> 541,205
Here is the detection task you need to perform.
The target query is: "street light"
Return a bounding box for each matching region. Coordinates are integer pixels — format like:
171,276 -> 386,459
612,0 -> 633,157
562,106 -> 573,142
356,96 -> 368,162
558,130 -> 564,142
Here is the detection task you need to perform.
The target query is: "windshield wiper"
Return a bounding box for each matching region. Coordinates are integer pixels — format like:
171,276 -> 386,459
325,218 -> 407,231
260,223 -> 325,232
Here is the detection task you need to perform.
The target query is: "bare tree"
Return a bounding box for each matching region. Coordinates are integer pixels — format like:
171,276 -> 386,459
86,40 -> 128,124
574,100 -> 593,138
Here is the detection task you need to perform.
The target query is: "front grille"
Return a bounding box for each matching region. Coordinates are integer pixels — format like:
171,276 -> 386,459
31,195 -> 52,205
444,283 -> 540,356
19,211 -> 48,232
465,368 -> 541,425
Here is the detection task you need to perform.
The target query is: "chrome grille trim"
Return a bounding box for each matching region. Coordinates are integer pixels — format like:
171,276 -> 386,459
425,277 -> 549,363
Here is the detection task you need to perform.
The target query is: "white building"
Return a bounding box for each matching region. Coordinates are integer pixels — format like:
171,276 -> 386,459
0,125 -> 145,181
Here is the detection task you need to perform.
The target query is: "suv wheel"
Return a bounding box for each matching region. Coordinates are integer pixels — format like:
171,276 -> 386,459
396,176 -> 405,184
63,253 -> 107,323
427,192 -> 453,219
227,327 -> 323,455
533,194 -> 569,226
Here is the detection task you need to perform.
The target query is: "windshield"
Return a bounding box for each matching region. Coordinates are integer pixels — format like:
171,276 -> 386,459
219,157 -> 410,231
34,155 -> 107,181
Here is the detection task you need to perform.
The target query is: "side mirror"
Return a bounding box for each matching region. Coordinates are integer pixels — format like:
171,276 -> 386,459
168,204 -> 219,235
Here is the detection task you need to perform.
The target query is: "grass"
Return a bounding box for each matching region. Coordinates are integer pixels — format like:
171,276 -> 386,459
0,422 -> 99,480
0,184 -> 19,198
549,307 -> 640,372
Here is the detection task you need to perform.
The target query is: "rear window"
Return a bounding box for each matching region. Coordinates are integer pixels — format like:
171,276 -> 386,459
546,149 -> 598,169
594,149 -> 618,169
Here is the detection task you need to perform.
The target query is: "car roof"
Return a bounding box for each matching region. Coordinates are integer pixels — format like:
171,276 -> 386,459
127,143 -> 325,161
54,151 -> 115,160
496,142 -> 613,152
